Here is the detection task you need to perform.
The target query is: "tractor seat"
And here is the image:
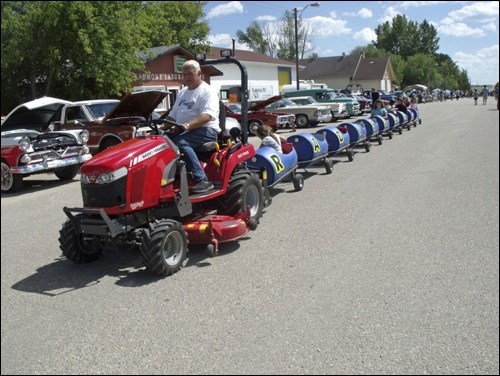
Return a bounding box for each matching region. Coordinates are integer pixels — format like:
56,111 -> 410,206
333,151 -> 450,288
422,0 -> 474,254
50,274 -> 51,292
196,100 -> 227,162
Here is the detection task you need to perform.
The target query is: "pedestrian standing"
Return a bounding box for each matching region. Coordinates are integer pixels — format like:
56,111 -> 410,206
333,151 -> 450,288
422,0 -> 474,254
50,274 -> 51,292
481,85 -> 489,105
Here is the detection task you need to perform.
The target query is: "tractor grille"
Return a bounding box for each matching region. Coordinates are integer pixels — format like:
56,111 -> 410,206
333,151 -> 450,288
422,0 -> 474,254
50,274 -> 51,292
82,176 -> 127,207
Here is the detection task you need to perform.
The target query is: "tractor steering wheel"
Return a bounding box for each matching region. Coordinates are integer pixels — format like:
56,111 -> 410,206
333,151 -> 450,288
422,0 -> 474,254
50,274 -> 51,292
146,118 -> 184,136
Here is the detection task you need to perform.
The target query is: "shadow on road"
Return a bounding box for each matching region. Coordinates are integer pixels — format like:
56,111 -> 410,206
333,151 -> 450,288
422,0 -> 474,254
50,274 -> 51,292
10,240 -> 249,295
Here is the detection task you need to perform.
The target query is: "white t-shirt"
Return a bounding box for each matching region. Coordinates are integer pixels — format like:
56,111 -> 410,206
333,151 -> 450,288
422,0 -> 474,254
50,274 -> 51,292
169,81 -> 220,132
261,135 -> 282,153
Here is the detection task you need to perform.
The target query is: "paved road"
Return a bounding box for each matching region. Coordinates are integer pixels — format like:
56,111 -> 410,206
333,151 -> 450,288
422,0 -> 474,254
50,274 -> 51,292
2,98 -> 499,375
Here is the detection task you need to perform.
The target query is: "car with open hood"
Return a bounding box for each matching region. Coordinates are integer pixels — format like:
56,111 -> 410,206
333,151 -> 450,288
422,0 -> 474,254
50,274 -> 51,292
1,96 -> 92,193
52,90 -> 167,155
248,95 -> 331,128
224,102 -> 295,136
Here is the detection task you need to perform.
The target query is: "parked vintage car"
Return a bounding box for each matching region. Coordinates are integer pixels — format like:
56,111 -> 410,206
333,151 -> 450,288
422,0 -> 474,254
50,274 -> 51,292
248,95 -> 332,128
224,102 -> 295,135
287,95 -> 348,120
347,94 -> 372,113
1,97 -> 92,193
52,91 -> 166,155
285,88 -> 362,118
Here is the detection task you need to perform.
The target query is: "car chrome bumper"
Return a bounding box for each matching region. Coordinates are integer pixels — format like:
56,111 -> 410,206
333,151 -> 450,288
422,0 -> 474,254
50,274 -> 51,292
11,154 -> 92,174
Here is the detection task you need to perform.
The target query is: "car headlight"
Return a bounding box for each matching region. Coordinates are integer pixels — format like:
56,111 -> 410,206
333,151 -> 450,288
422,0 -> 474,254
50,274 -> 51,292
79,130 -> 89,143
19,137 -> 31,151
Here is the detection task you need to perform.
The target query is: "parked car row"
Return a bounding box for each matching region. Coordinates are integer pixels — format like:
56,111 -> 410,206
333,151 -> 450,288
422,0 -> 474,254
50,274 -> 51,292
0,91 -> 170,193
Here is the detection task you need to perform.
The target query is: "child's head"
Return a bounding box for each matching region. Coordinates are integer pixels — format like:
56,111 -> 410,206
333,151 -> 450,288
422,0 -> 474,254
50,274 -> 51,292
256,124 -> 272,139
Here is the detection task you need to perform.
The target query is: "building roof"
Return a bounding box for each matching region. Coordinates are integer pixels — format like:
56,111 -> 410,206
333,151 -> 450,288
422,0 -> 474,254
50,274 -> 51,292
207,47 -> 296,66
137,45 -> 224,76
354,57 -> 392,80
298,54 -> 394,81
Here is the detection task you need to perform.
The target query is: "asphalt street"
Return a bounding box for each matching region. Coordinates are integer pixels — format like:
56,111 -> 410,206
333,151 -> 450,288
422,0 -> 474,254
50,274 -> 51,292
1,98 -> 499,375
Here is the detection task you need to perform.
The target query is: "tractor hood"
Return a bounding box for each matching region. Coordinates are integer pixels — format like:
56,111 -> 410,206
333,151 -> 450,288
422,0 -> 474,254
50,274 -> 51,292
80,135 -> 177,175
102,90 -> 168,122
248,95 -> 284,111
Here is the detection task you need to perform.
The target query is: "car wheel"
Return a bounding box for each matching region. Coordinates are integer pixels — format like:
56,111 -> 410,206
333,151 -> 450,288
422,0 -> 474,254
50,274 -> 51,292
1,161 -> 23,193
248,120 -> 262,136
55,165 -> 79,180
295,114 -> 309,128
99,137 -> 121,153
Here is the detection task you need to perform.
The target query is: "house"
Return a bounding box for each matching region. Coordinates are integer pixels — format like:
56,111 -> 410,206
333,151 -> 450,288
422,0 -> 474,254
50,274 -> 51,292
133,45 -> 224,110
298,54 -> 397,93
133,45 -> 297,106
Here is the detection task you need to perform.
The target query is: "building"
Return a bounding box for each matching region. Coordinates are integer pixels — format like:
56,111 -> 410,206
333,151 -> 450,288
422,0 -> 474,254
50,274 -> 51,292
133,46 -> 397,109
133,45 -> 296,107
298,54 -> 397,93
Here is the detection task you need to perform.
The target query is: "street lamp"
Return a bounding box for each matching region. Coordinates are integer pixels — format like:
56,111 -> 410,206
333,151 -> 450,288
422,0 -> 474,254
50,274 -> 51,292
294,2 -> 320,90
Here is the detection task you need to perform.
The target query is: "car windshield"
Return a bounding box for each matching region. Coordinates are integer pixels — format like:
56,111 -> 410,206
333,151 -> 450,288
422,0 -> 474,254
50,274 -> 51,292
227,103 -> 242,113
86,102 -> 118,120
267,98 -> 297,109
292,97 -> 316,105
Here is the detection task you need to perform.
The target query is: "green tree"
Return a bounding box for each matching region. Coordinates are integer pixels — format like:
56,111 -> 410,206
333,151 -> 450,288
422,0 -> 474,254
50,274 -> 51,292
373,15 -> 438,60
401,53 -> 437,88
1,1 -> 210,113
236,10 -> 313,60
236,21 -> 269,55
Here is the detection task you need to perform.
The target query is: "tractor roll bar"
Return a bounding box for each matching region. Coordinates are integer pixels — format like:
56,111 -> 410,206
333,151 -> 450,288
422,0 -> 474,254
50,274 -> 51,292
198,56 -> 249,145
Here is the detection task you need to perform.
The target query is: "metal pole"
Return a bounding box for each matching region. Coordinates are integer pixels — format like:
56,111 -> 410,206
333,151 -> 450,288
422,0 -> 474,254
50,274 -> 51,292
294,8 -> 299,90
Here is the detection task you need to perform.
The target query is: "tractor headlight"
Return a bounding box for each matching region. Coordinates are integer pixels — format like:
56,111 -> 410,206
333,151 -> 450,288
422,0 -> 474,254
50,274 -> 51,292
81,166 -> 128,184
19,137 -> 31,151
79,130 -> 89,143
96,166 -> 128,184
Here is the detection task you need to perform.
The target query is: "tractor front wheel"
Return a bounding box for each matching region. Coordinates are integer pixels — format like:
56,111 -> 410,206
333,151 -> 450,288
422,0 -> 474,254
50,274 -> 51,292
59,218 -> 103,263
140,219 -> 187,276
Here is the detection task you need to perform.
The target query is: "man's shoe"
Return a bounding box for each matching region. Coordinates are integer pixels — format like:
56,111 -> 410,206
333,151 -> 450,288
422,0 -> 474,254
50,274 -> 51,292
190,179 -> 214,193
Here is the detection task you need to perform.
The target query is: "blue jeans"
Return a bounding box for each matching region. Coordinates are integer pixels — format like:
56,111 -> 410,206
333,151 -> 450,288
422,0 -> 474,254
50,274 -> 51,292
173,127 -> 218,182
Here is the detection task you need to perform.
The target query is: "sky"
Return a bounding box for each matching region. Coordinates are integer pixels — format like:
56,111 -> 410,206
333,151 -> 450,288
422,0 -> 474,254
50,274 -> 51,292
204,1 -> 499,86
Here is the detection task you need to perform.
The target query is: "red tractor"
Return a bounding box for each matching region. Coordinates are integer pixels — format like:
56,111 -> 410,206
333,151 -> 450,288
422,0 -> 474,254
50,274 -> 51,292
59,54 -> 267,277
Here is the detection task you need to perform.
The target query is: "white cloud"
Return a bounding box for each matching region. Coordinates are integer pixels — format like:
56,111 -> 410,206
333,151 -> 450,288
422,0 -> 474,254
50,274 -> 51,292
482,22 -> 497,32
357,8 -> 373,19
453,44 -> 499,84
448,1 -> 499,21
343,8 -> 373,18
206,1 -> 244,20
256,15 -> 277,22
379,6 -> 401,23
306,16 -> 351,37
400,1 -> 449,9
353,28 -> 377,43
438,22 -> 485,37
207,33 -> 250,50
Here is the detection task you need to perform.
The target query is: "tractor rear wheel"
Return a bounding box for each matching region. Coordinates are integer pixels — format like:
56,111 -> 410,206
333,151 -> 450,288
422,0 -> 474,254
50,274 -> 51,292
59,218 -> 103,263
140,219 -> 187,276
218,170 -> 264,223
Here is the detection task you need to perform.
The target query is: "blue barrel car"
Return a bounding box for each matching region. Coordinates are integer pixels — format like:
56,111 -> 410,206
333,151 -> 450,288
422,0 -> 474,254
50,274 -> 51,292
287,132 -> 334,174
338,121 -> 371,153
247,144 -> 304,195
315,126 -> 354,161
396,111 -> 411,131
371,115 -> 394,139
407,107 -> 421,127
355,118 -> 383,145
386,112 -> 402,135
